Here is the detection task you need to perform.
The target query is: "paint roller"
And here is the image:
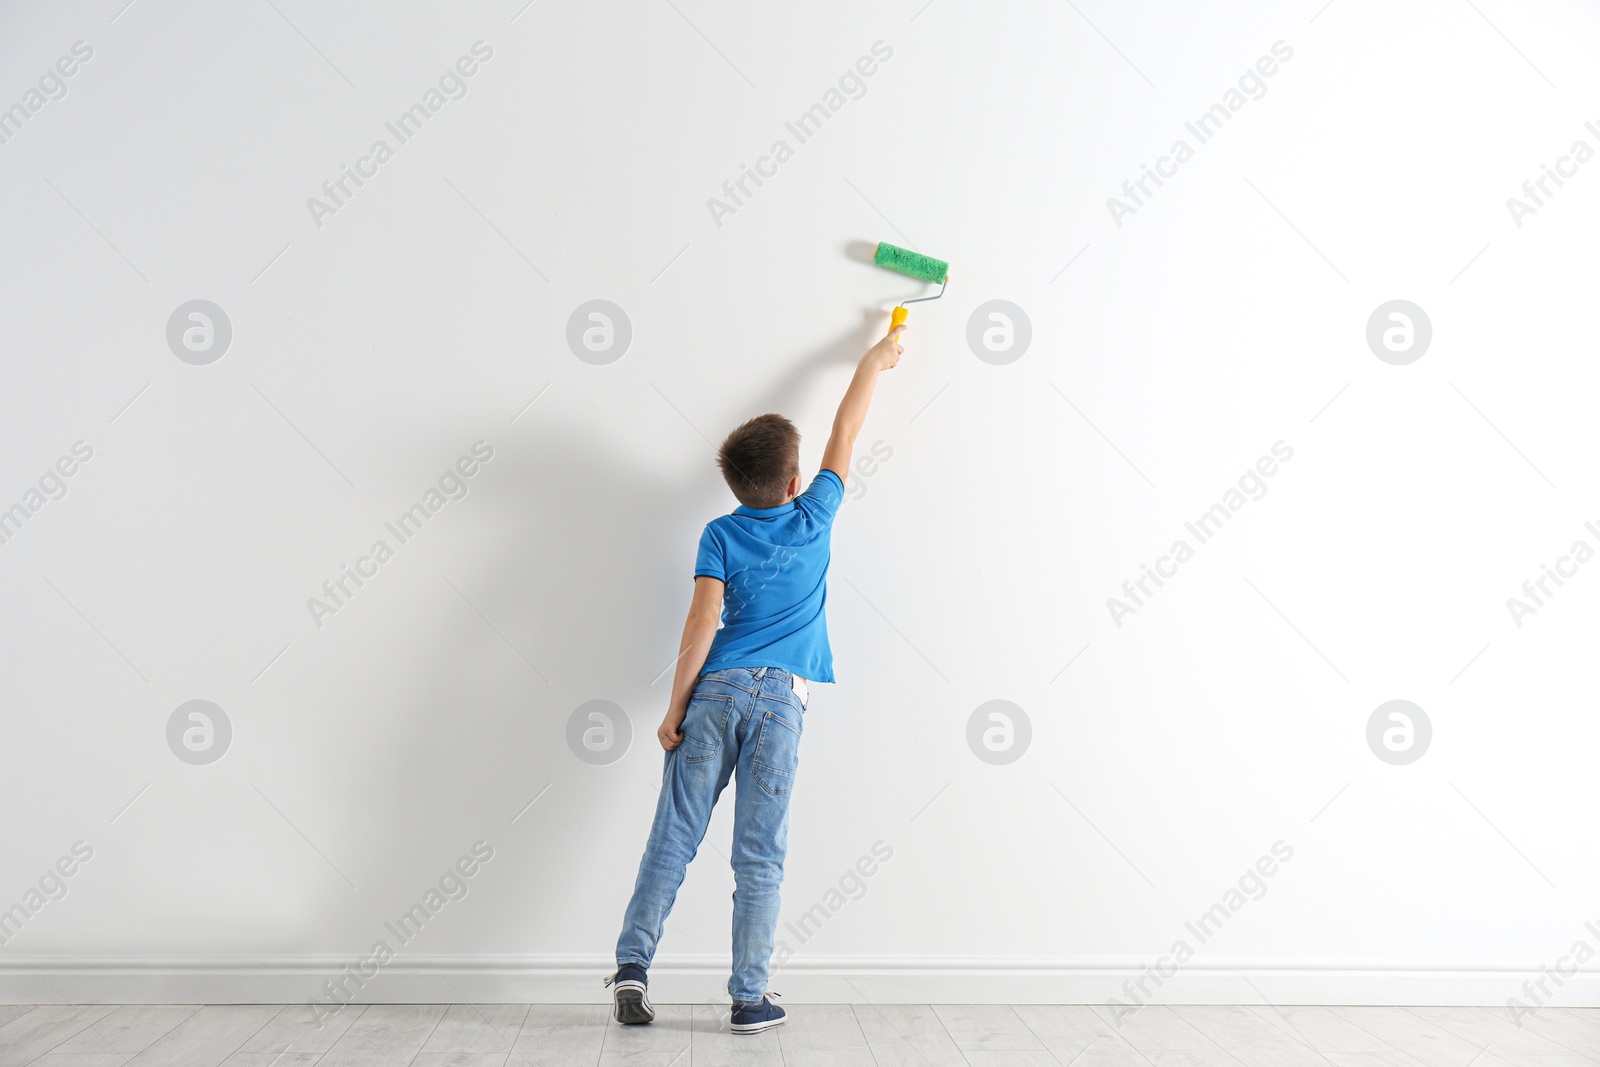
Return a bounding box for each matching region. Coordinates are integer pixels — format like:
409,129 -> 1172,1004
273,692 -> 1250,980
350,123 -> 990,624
872,241 -> 948,339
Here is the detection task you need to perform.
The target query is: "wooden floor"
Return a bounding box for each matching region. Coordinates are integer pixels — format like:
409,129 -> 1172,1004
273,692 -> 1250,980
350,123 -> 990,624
0,1002 -> 1597,1067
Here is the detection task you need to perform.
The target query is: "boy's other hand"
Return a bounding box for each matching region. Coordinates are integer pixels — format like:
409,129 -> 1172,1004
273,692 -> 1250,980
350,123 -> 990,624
658,707 -> 687,750
862,325 -> 904,372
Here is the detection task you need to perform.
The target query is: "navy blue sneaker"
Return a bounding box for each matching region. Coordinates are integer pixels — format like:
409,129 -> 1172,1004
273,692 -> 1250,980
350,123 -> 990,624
730,992 -> 785,1034
604,963 -> 653,1024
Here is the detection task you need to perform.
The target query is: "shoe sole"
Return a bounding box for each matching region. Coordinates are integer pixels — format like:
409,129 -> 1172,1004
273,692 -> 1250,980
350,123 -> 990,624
613,982 -> 654,1025
729,1015 -> 786,1034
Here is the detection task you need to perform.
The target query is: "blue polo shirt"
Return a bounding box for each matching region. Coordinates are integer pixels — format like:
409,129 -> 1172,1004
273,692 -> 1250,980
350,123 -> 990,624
694,469 -> 844,683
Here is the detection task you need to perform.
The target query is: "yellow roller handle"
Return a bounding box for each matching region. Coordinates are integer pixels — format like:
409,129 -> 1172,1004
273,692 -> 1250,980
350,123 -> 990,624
890,305 -> 908,336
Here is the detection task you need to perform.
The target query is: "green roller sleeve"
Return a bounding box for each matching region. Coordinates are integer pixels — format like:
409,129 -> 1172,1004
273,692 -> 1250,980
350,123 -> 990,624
874,242 -> 948,284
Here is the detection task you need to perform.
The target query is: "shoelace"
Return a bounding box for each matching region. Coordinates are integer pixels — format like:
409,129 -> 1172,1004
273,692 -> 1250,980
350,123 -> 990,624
603,968 -> 653,989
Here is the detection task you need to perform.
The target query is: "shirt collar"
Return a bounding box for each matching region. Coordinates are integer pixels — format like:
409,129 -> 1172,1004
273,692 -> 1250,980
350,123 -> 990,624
733,500 -> 796,519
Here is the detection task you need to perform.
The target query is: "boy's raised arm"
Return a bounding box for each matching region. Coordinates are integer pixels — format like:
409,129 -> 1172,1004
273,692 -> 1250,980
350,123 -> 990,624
820,324 -> 904,481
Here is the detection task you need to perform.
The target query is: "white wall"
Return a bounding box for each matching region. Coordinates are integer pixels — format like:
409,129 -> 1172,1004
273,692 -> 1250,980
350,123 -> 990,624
2,0 -> 1598,1009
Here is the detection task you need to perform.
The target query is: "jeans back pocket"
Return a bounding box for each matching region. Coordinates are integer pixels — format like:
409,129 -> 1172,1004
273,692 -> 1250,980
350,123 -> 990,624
752,703 -> 803,795
682,693 -> 735,763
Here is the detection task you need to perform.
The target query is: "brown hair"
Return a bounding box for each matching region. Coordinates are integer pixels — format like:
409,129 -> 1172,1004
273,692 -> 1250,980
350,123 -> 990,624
717,413 -> 800,508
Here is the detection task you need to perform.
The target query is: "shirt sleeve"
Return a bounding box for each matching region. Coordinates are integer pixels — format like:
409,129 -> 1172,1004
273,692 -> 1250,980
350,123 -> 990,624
793,469 -> 845,526
693,523 -> 727,582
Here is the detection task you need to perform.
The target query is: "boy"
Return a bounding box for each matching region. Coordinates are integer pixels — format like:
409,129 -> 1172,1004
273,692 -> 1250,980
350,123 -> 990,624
605,322 -> 906,1034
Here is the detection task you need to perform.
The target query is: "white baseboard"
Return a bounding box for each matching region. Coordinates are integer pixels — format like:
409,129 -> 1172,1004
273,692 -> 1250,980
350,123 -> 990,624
1,956 -> 1596,1007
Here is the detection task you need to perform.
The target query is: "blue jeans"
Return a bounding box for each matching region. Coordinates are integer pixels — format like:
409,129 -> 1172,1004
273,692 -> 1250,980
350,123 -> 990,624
615,666 -> 807,1002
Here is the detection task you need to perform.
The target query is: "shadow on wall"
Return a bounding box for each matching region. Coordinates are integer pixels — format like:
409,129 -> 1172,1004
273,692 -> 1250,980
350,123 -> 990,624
340,322 -> 882,951
749,305 -> 887,421
299,416 -> 688,959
